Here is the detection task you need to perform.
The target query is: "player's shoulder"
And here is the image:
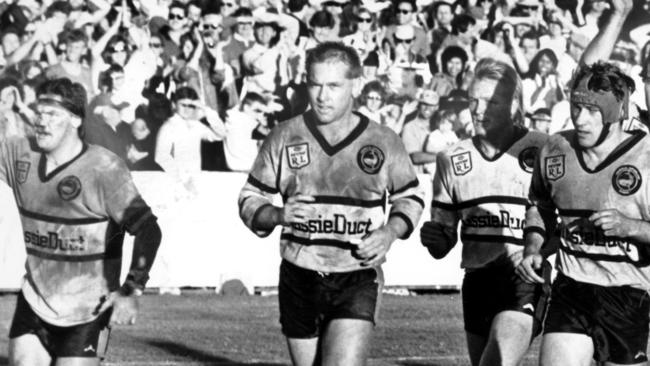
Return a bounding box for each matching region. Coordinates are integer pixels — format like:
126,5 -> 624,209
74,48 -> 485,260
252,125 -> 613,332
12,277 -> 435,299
84,144 -> 130,174
438,138 -> 474,160
540,130 -> 574,156
521,128 -> 550,147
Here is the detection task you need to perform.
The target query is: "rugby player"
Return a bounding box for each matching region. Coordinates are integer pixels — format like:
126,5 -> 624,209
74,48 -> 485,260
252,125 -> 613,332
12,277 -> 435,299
419,58 -> 549,366
516,1 -> 650,365
1,77 -> 161,366
238,42 -> 424,366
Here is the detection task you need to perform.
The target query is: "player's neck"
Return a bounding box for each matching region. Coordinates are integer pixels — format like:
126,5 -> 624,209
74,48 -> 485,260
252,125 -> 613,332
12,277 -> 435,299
476,125 -> 516,159
45,136 -> 84,174
315,110 -> 359,145
580,124 -> 627,168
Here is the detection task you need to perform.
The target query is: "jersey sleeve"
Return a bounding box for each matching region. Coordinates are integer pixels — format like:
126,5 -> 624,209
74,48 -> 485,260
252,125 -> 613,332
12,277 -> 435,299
0,140 -> 9,186
524,143 -> 557,238
431,151 -> 461,229
238,126 -> 282,237
100,157 -> 154,233
386,132 -> 425,239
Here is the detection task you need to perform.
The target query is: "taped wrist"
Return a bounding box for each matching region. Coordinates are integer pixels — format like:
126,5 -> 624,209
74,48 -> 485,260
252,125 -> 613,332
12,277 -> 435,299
122,215 -> 161,293
420,221 -> 457,259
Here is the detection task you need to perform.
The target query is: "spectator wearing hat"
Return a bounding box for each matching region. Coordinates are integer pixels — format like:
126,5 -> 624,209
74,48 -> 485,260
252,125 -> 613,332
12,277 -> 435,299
527,107 -> 551,133
222,7 -> 256,78
383,0 -> 429,57
401,89 -> 440,173
241,9 -> 289,95
429,45 -> 471,97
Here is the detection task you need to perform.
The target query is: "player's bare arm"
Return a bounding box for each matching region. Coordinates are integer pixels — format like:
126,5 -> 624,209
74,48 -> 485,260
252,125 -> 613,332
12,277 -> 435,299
589,209 -> 650,243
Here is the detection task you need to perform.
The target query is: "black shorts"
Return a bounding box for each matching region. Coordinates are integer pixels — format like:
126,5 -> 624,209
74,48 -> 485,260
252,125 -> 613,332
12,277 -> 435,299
9,292 -> 112,358
278,259 -> 383,339
462,264 -> 546,338
544,273 -> 650,364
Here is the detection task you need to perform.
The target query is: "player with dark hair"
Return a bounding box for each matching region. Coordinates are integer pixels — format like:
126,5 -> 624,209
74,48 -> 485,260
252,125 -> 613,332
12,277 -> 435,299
516,1 -> 650,365
2,77 -> 161,366
420,57 -> 549,366
239,41 -> 424,366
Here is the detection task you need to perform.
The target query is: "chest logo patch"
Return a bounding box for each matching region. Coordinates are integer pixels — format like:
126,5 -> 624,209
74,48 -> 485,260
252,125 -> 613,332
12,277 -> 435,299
518,147 -> 538,173
286,143 -> 310,169
58,176 -> 82,201
545,155 -> 565,181
451,151 -> 472,176
357,145 -> 384,175
16,161 -> 30,184
612,165 -> 641,196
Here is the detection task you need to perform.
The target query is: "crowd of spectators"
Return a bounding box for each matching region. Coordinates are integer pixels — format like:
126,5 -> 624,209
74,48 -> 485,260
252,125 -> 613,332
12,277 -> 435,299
1,0 -> 650,177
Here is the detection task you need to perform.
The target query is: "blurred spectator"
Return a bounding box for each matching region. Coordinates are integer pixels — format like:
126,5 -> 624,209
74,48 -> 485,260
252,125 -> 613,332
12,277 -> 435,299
429,45 -> 472,97
222,7 -> 256,78
357,80 -> 386,123
222,92 -> 270,171
125,106 -> 163,170
46,29 -> 94,95
401,89 -> 440,173
527,107 -> 551,133
0,77 -> 33,140
384,0 -> 429,57
304,10 -> 339,50
521,48 -> 564,114
422,108 -> 459,174
429,1 -> 454,60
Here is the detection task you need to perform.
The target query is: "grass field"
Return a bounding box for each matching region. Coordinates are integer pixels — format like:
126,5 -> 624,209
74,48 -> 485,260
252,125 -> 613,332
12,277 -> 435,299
0,291 -> 543,366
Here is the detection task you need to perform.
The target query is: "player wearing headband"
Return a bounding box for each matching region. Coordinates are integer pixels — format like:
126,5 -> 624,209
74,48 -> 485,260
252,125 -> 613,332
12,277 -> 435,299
516,1 -> 650,365
1,77 -> 161,366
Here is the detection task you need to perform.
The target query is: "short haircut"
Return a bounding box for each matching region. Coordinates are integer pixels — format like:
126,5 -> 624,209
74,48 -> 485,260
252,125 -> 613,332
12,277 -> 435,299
36,77 -> 87,119
64,28 -> 89,45
572,62 -> 635,102
519,30 -> 540,48
451,14 -> 476,35
46,1 -> 72,17
169,1 -> 188,15
288,0 -> 308,12
309,10 -> 336,28
242,92 -> 267,106
396,0 -> 416,11
232,6 -> 253,17
472,57 -> 523,125
306,41 -> 362,80
172,86 -> 199,102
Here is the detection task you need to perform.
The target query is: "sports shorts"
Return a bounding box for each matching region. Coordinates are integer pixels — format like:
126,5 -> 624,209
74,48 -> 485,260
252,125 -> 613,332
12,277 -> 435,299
9,291 -> 112,358
278,259 -> 383,338
462,263 -> 547,338
544,273 -> 650,364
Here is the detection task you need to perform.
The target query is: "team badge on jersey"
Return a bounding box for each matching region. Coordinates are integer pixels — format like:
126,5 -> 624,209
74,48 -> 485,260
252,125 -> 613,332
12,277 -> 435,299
57,175 -> 82,201
16,161 -> 30,184
545,155 -> 565,181
357,145 -> 384,174
286,143 -> 310,169
518,147 -> 538,173
612,165 -> 642,196
451,151 -> 472,176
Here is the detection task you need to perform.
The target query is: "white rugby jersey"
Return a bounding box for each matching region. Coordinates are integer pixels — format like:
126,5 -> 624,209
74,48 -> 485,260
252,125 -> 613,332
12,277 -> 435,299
527,129 -> 650,290
0,137 -> 152,326
239,111 -> 424,273
432,127 -> 548,269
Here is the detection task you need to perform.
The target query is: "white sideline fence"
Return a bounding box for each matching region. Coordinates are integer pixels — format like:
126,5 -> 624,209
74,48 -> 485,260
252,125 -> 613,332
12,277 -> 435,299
0,172 -> 463,294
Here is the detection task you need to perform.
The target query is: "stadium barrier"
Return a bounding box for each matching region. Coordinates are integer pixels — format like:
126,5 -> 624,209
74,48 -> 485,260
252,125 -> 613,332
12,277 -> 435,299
0,172 -> 463,293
